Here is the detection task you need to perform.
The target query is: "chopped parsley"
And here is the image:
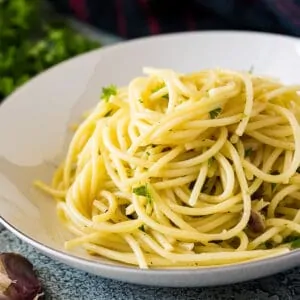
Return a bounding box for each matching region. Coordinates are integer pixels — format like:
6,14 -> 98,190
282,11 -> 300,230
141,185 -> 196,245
209,108 -> 222,119
284,235 -> 300,243
263,241 -> 273,249
291,239 -> 300,249
101,85 -> 117,102
138,98 -> 143,103
133,185 -> 152,203
245,148 -> 253,157
284,236 -> 300,249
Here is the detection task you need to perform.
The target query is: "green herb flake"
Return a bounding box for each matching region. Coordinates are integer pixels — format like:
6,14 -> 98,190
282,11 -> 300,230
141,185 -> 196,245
245,148 -> 253,157
209,108 -> 222,119
271,182 -> 277,191
104,109 -> 113,117
146,151 -> 150,156
291,239 -> 300,249
248,65 -> 254,74
138,98 -> 143,103
264,241 -> 273,249
162,94 -> 169,100
284,235 -> 300,243
133,185 -> 152,203
101,85 -> 117,102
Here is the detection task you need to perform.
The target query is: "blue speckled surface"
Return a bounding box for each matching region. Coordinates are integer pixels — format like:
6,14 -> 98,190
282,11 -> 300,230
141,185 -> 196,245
1,226 -> 300,299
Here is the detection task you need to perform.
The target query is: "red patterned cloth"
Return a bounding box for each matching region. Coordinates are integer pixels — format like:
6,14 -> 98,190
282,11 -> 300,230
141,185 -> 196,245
49,0 -> 300,38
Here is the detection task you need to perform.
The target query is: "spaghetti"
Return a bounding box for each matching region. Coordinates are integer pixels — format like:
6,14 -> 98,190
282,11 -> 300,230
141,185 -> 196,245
35,68 -> 300,268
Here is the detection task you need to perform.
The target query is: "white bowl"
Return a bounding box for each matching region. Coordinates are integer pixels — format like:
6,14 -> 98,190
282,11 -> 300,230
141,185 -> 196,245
1,31 -> 300,287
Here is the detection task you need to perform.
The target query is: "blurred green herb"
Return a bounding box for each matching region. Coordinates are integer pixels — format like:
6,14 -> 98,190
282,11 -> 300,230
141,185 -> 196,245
133,185 -> 152,203
0,0 -> 100,100
263,241 -> 273,249
291,239 -> 300,249
101,85 -> 117,102
209,108 -> 222,119
284,235 -> 300,243
245,148 -> 253,157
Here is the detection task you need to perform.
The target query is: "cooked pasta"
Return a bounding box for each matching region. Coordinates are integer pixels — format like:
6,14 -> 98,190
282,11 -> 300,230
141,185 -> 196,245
35,67 -> 300,268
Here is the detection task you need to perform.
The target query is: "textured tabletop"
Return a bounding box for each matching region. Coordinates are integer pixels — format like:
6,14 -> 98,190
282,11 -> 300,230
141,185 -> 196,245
1,226 -> 300,300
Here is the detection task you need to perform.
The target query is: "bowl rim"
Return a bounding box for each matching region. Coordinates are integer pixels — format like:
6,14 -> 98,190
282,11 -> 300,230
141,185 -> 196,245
1,30 -> 300,276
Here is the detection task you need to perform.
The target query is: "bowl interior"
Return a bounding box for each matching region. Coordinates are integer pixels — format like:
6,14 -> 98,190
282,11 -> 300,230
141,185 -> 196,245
1,31 -> 300,267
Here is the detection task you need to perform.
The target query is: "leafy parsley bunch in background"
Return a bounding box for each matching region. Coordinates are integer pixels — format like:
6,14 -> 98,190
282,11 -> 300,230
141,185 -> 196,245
0,0 -> 100,100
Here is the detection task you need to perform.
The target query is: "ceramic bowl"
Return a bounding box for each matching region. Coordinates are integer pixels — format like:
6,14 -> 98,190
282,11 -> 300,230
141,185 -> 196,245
1,31 -> 300,287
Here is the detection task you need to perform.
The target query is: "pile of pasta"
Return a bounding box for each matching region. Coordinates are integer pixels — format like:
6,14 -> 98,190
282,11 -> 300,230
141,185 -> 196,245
35,67 -> 300,268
